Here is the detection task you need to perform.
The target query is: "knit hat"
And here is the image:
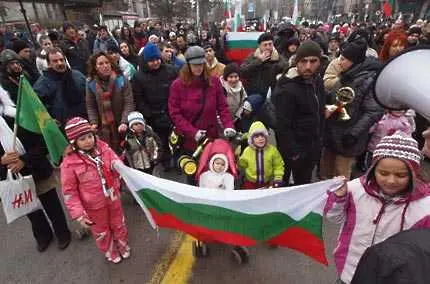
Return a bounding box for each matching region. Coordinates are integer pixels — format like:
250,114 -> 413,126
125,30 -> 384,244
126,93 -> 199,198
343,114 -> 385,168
127,111 -> 146,128
341,39 -> 367,64
295,40 -> 322,62
184,46 -> 205,64
65,117 -> 93,144
223,63 -> 240,80
257,32 -> 274,44
11,40 -> 29,54
143,43 -> 161,62
0,49 -> 20,66
408,26 -> 422,35
373,132 -> 422,172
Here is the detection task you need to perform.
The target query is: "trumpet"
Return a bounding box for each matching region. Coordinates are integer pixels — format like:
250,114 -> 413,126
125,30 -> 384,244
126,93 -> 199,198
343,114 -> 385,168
326,87 -> 355,121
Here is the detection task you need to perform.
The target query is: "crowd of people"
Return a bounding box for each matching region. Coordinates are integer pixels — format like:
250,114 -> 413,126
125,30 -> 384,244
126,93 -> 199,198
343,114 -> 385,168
1,17 -> 430,283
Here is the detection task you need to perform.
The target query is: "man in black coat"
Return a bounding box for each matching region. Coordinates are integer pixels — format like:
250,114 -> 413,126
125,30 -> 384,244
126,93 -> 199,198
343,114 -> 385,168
275,41 -> 326,185
132,43 -> 177,170
59,23 -> 91,75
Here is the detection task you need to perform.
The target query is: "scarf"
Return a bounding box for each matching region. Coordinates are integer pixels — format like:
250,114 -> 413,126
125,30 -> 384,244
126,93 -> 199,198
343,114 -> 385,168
48,68 -> 82,107
95,72 -> 117,127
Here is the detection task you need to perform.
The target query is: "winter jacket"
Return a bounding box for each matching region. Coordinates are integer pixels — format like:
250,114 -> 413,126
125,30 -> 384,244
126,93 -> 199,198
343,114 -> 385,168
60,37 -> 91,75
33,69 -> 87,127
21,58 -> 40,83
206,58 -> 225,77
240,48 -> 286,98
86,74 -> 135,127
124,126 -> 162,170
324,177 -> 430,284
238,121 -> 284,184
367,113 -> 413,152
275,67 -> 326,159
132,63 -> 177,129
60,140 -> 122,219
220,77 -> 247,121
168,76 -> 234,151
324,57 -> 384,157
351,228 -> 430,284
199,153 -> 235,190
93,36 -> 118,54
323,57 -> 343,93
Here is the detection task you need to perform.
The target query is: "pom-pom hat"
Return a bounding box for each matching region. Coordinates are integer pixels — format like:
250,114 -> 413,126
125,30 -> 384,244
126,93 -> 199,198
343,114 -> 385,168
65,117 -> 93,144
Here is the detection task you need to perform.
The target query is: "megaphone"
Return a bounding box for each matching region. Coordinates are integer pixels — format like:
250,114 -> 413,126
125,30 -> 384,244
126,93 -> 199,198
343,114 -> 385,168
374,46 -> 430,120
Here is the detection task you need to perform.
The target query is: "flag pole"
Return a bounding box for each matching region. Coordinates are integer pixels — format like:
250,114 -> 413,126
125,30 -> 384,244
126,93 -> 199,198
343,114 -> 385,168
12,75 -> 24,151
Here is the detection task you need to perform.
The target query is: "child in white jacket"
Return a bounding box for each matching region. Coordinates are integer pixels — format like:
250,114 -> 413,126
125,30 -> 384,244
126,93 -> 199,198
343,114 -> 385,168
199,153 -> 234,190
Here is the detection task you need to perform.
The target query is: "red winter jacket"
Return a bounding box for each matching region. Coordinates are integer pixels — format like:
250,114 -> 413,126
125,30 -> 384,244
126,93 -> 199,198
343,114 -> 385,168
168,76 -> 234,151
60,140 -> 122,219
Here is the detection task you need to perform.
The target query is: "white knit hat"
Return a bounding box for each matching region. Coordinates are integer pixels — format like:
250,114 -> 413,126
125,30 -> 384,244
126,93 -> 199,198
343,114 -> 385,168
127,111 -> 146,128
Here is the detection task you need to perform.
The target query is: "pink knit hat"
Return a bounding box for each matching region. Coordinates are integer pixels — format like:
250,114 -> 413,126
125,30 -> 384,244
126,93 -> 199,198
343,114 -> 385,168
65,117 -> 93,144
373,132 -> 422,172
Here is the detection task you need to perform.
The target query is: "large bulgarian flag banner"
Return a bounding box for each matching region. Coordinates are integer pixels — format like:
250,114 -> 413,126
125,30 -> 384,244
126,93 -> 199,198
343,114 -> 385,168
114,163 -> 343,265
225,32 -> 263,63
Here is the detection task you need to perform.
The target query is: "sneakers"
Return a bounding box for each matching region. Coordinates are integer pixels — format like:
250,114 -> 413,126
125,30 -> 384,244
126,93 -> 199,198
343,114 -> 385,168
107,255 -> 122,264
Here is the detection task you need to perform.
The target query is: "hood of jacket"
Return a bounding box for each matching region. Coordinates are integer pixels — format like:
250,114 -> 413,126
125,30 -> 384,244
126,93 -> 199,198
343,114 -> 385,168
248,121 -> 269,147
342,56 -> 381,80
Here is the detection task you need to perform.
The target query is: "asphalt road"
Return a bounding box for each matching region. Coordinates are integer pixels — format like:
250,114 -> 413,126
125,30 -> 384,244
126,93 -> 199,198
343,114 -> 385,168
0,169 -> 341,284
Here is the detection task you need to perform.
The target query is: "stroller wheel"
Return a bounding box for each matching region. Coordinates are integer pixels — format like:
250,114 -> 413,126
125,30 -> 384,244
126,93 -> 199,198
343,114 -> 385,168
192,240 -> 200,257
200,242 -> 209,257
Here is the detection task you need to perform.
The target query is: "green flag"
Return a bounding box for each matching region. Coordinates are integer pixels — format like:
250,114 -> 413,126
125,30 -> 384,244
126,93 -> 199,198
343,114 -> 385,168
16,75 -> 68,165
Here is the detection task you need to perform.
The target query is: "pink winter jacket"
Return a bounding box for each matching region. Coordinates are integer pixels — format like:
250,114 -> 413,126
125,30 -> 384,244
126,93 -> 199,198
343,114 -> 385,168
367,113 -> 412,152
60,140 -> 122,219
324,177 -> 430,283
168,76 -> 234,151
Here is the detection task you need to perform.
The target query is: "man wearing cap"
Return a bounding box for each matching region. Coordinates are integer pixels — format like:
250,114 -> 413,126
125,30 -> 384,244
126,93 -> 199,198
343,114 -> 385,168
204,44 -> 225,77
60,23 -> 91,75
320,39 -> 383,180
240,32 -> 286,104
33,48 -> 87,128
132,43 -> 177,170
275,41 -> 326,185
93,25 -> 118,54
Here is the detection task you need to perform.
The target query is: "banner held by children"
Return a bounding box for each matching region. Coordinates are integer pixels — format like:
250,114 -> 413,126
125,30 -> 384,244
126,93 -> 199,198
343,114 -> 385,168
15,75 -> 69,165
114,162 -> 344,265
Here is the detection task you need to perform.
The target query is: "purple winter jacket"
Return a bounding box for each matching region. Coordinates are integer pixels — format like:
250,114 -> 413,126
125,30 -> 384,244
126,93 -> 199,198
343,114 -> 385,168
168,75 -> 234,151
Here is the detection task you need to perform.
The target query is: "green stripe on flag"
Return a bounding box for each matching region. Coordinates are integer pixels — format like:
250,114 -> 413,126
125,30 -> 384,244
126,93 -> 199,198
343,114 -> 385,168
137,188 -> 323,242
226,40 -> 259,49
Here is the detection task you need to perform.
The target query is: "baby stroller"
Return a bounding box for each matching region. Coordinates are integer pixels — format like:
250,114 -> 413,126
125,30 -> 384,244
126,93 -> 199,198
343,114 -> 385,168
191,138 -> 250,264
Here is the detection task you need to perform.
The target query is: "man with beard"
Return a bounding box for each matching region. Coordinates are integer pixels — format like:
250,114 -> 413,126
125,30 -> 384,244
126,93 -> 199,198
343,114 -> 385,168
275,41 -> 326,186
10,39 -> 40,83
0,49 -> 37,107
32,48 -> 86,128
132,43 -> 177,170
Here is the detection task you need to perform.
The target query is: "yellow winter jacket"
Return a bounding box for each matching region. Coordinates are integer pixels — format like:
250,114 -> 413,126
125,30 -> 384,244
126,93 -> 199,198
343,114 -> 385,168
238,121 -> 285,183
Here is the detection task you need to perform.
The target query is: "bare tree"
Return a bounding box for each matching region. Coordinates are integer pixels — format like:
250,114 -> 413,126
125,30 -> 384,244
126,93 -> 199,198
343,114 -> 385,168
149,0 -> 192,20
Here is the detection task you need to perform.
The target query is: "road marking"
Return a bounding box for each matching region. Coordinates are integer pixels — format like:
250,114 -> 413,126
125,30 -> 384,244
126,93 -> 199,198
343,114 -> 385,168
147,231 -> 185,284
160,235 -> 195,284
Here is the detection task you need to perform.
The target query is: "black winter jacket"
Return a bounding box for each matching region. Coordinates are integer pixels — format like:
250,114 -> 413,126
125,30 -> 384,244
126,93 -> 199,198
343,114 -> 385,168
275,67 -> 326,159
60,37 -> 91,75
324,57 -> 384,157
131,63 -> 177,129
240,49 -> 286,98
351,229 -> 430,284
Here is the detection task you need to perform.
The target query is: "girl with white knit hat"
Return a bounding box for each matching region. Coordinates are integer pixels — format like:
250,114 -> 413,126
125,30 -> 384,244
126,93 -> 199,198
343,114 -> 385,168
325,131 -> 430,284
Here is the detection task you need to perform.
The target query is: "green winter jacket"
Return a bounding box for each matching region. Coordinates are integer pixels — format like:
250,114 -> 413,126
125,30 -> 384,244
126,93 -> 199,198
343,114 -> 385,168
238,121 -> 284,184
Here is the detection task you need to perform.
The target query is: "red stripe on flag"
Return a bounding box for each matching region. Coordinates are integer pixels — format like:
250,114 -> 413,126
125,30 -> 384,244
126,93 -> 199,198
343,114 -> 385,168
383,1 -> 392,17
225,49 -> 254,63
150,209 -> 257,246
267,227 -> 328,265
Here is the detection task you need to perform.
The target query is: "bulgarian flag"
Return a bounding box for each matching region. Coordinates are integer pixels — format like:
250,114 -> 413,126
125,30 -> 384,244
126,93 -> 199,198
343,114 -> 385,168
225,32 -> 263,63
384,0 -> 394,17
115,163 -> 344,265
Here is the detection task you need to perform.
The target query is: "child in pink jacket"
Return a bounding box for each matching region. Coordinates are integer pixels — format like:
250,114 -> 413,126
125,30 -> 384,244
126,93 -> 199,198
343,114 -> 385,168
61,117 -> 129,264
325,132 -> 430,284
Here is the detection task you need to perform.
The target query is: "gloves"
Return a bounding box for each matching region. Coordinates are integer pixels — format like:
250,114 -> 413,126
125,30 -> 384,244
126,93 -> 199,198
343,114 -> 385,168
342,134 -> 357,149
194,130 -> 207,142
243,101 -> 253,113
224,128 -> 236,138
